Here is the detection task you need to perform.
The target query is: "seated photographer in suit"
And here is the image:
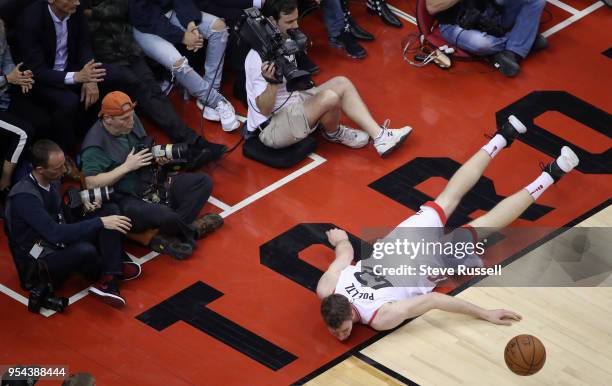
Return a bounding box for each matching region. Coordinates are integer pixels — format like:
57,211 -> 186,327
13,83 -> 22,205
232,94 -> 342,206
4,139 -> 140,308
426,0 -> 548,77
245,0 -> 413,158
80,92 -> 224,261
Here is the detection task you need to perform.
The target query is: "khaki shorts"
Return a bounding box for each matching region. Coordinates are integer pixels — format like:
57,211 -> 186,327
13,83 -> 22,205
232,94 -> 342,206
258,88 -> 317,149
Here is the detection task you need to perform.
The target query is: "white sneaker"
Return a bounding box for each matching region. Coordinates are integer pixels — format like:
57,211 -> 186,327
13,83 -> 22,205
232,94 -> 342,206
321,125 -> 369,148
542,146 -> 579,182
197,99 -> 221,122
215,99 -> 240,132
373,120 -> 413,158
558,146 -> 579,172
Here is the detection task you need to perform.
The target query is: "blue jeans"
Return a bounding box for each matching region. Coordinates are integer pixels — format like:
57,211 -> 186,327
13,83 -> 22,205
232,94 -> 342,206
322,0 -> 345,38
439,0 -> 545,58
133,11 -> 228,107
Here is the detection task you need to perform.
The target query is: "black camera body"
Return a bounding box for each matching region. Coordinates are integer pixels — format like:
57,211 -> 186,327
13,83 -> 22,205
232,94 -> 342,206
456,0 -> 504,37
64,186 -> 114,210
28,282 -> 68,314
236,7 -> 314,92
134,142 -> 189,163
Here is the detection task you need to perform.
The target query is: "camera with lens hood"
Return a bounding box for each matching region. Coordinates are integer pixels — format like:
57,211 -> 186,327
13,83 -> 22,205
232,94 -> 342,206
236,7 -> 314,92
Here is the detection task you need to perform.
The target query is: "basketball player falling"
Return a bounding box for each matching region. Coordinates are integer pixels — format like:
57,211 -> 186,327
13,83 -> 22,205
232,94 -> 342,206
317,116 -> 580,340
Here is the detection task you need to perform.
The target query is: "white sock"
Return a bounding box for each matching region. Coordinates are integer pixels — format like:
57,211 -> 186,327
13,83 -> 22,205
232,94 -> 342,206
481,134 -> 507,158
524,172 -> 554,200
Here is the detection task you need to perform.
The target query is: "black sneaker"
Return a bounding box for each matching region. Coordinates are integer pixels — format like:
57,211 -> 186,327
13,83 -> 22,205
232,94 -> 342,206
490,50 -> 521,77
185,147 -> 213,170
193,138 -> 228,162
149,234 -> 194,260
296,51 -> 320,75
494,115 -> 527,147
330,31 -> 367,59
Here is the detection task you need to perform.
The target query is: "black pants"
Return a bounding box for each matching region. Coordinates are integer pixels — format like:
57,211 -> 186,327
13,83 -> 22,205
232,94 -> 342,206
43,203 -> 124,286
111,57 -> 201,146
117,172 -> 212,241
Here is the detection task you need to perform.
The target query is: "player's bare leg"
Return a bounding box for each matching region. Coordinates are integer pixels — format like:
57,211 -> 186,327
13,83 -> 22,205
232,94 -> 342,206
469,146 -> 580,239
435,115 -> 527,219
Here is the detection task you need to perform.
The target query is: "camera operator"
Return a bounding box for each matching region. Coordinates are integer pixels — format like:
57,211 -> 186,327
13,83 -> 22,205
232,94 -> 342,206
426,0 -> 548,77
4,140 -> 140,308
245,0 -> 413,158
80,92 -> 224,260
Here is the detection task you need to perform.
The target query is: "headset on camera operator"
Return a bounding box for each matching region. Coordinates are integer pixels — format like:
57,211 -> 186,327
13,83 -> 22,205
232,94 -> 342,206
426,0 -> 548,77
240,0 -> 413,157
81,92 -> 224,261
3,140 -> 141,311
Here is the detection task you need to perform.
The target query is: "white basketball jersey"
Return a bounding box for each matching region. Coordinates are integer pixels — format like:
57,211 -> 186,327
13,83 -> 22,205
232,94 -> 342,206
334,261 -> 433,325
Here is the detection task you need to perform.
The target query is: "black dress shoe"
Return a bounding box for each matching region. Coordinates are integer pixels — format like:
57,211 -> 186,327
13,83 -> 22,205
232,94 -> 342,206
296,51 -> 320,74
489,50 -> 521,77
366,0 -> 402,28
329,31 -> 367,59
531,34 -> 548,53
347,15 -> 374,41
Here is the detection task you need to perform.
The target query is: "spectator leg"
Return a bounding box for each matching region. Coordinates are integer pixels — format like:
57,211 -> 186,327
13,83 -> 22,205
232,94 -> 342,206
499,0 -> 546,58
321,0 -> 346,38
117,195 -> 196,241
168,172 -> 212,224
197,13 -> 229,92
439,24 -> 507,56
132,28 -> 224,108
44,241 -> 99,287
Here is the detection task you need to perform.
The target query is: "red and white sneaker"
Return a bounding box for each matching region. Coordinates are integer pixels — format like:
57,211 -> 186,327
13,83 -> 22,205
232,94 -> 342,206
89,275 -> 126,308
120,261 -> 142,281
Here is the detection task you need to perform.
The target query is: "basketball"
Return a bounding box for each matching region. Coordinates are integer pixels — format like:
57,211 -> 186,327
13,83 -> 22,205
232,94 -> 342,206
504,335 -> 546,376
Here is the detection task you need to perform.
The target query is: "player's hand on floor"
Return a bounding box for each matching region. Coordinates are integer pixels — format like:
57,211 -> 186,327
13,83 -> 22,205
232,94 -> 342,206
326,228 -> 349,247
484,309 -> 522,325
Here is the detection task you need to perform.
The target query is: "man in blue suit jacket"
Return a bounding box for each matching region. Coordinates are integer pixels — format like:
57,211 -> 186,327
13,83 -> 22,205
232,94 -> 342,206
15,0 -> 116,152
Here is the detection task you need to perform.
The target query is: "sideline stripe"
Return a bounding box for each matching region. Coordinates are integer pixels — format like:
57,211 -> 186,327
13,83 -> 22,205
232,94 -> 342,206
208,196 -> 231,212
547,0 -> 579,15
353,352 -> 419,386
543,1 -> 604,37
220,153 -> 327,218
293,198 -> 611,385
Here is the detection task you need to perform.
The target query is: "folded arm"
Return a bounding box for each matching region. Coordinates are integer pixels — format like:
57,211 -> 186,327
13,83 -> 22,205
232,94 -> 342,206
316,228 -> 355,299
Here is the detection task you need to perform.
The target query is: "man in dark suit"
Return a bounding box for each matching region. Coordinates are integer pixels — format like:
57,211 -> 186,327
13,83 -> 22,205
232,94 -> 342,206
15,0 -> 114,152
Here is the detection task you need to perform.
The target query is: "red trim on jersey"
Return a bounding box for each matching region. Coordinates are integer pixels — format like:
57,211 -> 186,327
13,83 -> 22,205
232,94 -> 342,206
368,307 -> 381,326
424,201 -> 447,225
462,224 -> 478,243
351,305 -> 362,323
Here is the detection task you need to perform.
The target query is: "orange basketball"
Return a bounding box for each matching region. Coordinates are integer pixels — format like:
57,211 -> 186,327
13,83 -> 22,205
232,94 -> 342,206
504,334 -> 546,376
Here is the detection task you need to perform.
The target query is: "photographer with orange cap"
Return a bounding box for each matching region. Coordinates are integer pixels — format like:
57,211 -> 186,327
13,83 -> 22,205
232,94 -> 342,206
80,92 -> 224,260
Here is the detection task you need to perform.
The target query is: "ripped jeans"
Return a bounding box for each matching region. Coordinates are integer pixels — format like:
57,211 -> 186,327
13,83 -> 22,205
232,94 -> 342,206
133,11 -> 228,108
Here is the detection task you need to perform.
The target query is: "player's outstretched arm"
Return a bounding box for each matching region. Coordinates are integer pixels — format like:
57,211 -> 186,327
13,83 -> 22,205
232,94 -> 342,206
370,292 -> 522,331
316,228 -> 355,299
